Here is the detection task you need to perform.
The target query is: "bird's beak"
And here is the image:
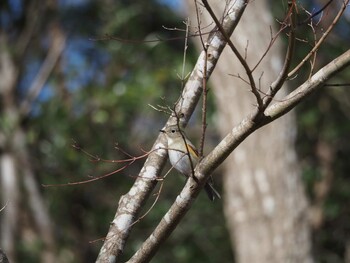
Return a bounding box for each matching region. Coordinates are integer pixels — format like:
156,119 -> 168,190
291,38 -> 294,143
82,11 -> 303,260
160,129 -> 165,133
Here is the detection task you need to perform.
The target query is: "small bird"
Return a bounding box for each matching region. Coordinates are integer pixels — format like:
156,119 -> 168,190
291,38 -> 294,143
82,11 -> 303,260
160,124 -> 221,201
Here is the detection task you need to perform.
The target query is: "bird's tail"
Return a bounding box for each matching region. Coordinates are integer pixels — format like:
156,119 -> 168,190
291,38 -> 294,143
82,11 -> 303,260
204,179 -> 221,201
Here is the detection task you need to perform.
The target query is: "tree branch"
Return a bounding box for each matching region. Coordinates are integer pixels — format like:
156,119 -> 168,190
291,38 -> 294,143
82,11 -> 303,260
288,0 -> 349,78
263,2 -> 296,108
127,48 -> 350,263
96,1 -> 248,262
265,49 -> 350,120
201,0 -> 263,110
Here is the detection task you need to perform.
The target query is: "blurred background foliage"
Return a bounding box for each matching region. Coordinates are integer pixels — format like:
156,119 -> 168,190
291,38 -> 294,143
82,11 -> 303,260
0,0 -> 349,262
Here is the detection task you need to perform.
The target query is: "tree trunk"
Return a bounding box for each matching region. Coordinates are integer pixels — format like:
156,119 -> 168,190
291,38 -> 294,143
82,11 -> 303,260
186,1 -> 313,262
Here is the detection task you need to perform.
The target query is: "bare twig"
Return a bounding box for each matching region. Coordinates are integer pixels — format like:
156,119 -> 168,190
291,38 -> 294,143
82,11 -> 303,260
42,161 -> 135,187
308,19 -> 318,79
298,0 -> 335,26
148,104 -> 172,115
194,0 -> 209,156
128,180 -> 165,228
199,55 -> 208,157
251,24 -> 288,73
262,2 -> 296,109
43,143 -> 162,187
176,18 -> 191,92
194,0 -> 206,49
288,0 -> 349,78
266,49 -> 350,120
201,0 -> 263,110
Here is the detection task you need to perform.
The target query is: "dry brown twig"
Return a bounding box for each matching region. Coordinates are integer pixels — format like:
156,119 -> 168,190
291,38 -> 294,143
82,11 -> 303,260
194,0 -> 209,157
201,0 -> 264,111
262,1 -> 297,109
42,142 -> 163,187
288,0 -> 349,78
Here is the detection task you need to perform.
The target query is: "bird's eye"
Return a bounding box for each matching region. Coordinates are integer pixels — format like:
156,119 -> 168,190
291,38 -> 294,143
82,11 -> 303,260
171,129 -> 176,133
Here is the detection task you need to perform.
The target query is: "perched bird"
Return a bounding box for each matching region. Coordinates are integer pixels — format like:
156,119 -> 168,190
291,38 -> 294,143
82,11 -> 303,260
160,124 -> 221,201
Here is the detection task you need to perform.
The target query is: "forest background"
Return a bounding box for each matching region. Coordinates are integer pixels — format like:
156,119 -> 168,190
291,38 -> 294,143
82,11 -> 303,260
0,0 -> 349,262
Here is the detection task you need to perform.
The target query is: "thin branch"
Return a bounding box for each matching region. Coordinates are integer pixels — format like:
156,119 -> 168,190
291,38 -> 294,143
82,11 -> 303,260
194,0 -> 209,157
308,19 -> 318,79
148,104 -> 172,115
42,161 -> 135,187
180,19 -> 190,88
262,2 -> 296,109
199,54 -> 208,157
298,0 -> 335,26
194,0 -> 205,49
201,0 -> 263,110
288,0 -> 349,78
251,24 -> 287,73
267,49 -> 350,120
128,181 -> 165,228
